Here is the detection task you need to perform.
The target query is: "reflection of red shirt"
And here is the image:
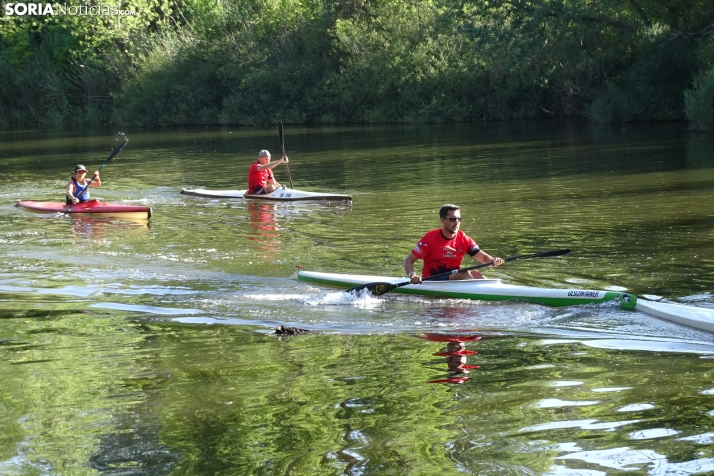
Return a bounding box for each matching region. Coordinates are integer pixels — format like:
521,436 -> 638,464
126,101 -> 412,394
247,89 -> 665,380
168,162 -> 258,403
411,229 -> 480,277
247,162 -> 273,194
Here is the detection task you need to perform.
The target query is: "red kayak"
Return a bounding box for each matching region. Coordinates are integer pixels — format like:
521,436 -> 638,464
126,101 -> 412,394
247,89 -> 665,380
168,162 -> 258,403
16,199 -> 152,220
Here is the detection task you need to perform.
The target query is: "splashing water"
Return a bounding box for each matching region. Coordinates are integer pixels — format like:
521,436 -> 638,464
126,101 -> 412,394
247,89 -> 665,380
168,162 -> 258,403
302,290 -> 387,310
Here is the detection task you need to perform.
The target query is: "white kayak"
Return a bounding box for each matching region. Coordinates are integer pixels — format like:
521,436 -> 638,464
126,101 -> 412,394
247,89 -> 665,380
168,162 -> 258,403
636,299 -> 714,333
294,270 -> 637,309
180,187 -> 351,201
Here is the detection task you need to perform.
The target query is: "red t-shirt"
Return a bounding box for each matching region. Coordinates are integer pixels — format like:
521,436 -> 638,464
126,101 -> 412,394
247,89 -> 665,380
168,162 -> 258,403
247,162 -> 274,194
411,229 -> 480,277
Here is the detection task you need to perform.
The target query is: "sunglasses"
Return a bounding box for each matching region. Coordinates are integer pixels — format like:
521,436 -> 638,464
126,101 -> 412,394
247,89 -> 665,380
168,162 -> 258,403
446,217 -> 463,223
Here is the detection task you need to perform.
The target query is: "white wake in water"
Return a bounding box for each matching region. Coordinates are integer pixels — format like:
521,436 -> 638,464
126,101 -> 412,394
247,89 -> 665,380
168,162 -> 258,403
301,290 -> 386,309
242,288 -> 387,309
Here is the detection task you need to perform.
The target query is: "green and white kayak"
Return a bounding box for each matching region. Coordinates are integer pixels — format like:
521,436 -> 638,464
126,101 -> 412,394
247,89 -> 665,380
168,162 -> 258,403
294,270 -> 637,309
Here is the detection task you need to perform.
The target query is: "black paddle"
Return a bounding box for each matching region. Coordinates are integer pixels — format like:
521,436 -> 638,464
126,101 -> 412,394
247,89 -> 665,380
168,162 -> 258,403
67,138 -> 128,211
346,249 -> 571,295
278,121 -> 294,189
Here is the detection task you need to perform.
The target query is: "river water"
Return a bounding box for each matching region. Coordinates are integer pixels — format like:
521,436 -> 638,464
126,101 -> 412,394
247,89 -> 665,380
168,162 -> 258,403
1,121 -> 714,475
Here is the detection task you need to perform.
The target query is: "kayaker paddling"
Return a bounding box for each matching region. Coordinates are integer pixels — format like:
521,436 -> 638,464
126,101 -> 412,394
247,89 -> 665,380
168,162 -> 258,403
247,149 -> 289,195
66,164 -> 100,205
403,204 -> 503,284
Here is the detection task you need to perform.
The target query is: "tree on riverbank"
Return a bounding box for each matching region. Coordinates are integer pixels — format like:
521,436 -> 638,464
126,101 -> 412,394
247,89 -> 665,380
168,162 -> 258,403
0,0 -> 165,123
1,0 -> 713,129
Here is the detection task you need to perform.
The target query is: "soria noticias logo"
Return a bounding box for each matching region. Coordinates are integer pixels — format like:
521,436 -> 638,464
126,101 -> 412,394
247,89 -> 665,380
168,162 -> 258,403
4,3 -> 138,16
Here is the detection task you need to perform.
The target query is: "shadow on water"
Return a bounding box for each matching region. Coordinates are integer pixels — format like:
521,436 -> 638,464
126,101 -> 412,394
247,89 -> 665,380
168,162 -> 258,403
0,308 -> 71,321
88,402 -> 183,475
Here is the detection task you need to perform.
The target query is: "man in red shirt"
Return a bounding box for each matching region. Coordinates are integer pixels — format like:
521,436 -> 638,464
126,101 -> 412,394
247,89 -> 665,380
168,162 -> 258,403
403,204 -> 503,283
247,150 -> 289,194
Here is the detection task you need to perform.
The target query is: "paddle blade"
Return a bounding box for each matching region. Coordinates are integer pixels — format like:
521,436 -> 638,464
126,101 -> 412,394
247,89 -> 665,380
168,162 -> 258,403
104,139 -> 128,165
532,248 -> 570,258
345,281 -> 400,295
278,121 -> 292,156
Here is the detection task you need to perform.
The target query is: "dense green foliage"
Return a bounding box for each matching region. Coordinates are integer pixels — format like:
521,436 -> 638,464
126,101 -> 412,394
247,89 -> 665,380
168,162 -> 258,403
0,0 -> 167,123
685,35 -> 714,130
685,66 -> 714,130
1,0 -> 713,126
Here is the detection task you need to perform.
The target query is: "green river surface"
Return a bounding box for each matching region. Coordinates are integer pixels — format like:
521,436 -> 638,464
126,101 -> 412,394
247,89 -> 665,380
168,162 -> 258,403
1,121 -> 714,475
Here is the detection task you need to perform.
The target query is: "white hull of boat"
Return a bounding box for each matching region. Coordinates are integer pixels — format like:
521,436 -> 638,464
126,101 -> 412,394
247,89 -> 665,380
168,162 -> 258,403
181,187 -> 351,201
295,270 -> 636,308
636,299 -> 714,333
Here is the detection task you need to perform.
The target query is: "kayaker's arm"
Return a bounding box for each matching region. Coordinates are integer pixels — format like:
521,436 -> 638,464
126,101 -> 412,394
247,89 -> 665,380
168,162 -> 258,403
255,156 -> 288,171
66,179 -> 79,203
403,252 -> 423,284
473,250 -> 503,267
89,171 -> 101,187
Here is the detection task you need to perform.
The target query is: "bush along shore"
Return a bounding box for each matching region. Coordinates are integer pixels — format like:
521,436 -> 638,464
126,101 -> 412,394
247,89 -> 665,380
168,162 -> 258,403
1,0 -> 713,130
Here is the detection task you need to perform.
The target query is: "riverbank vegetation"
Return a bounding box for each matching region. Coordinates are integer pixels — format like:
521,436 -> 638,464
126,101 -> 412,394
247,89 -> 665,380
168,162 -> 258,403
1,0 -> 713,129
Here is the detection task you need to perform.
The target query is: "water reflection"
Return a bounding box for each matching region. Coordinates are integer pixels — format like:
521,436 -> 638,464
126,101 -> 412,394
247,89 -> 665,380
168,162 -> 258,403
88,400 -> 182,475
554,446 -> 714,474
247,201 -> 279,251
69,216 -> 149,239
422,333 -> 481,384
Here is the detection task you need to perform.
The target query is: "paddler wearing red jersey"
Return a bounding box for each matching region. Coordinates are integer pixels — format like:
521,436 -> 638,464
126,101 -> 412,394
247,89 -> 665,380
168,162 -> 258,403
248,161 -> 274,194
411,228 -> 480,277
403,204 -> 503,283
247,149 -> 289,194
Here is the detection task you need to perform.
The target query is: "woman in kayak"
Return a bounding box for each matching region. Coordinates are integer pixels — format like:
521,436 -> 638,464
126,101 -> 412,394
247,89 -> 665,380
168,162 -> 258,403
247,150 -> 289,194
403,204 -> 503,283
66,164 -> 100,204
